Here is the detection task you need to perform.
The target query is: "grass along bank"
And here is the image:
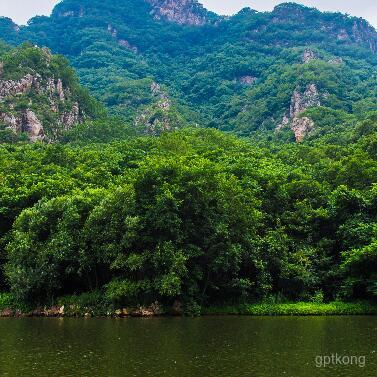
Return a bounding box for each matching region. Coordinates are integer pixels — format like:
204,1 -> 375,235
203,302 -> 377,316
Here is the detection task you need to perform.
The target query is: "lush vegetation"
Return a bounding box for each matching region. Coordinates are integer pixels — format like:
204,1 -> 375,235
0,115 -> 377,310
1,1 -> 377,137
0,1 -> 377,314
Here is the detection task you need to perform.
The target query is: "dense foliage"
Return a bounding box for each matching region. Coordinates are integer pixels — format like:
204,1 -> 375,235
0,1 -> 377,312
0,117 -> 377,307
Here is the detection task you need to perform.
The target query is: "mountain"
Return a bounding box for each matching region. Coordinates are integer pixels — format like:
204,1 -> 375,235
0,43 -> 104,141
1,1 -> 377,140
2,2 -> 377,311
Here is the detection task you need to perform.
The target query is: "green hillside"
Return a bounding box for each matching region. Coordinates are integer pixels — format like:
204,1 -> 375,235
2,0 -> 377,139
0,1 -> 377,312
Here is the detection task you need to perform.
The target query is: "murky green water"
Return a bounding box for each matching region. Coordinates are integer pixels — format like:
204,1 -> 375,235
0,316 -> 376,376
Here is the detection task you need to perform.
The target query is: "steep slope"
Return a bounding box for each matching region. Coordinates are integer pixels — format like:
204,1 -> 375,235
1,1 -> 377,140
0,44 -> 104,142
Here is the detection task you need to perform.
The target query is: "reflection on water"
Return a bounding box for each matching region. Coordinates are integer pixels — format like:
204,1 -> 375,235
0,316 -> 376,376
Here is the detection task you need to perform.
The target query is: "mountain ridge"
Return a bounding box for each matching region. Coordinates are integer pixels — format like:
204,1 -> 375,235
1,1 -> 377,140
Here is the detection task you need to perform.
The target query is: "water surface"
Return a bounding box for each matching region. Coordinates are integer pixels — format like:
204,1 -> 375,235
0,316 -> 376,376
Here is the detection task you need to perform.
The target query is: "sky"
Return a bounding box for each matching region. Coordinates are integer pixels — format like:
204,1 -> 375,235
0,0 -> 376,28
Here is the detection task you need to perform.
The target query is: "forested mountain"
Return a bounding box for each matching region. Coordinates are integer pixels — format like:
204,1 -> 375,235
1,0 -> 377,139
1,1 -> 377,314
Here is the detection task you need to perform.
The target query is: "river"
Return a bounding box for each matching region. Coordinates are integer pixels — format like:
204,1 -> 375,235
0,316 -> 376,376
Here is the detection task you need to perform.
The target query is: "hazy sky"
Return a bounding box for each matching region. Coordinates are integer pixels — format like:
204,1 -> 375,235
1,0 -> 376,27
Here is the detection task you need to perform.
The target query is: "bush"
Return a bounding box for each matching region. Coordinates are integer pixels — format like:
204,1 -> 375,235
0,293 -> 14,310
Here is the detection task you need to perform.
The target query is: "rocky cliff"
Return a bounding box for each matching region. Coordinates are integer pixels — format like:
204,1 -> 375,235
277,84 -> 321,142
0,45 -> 102,142
145,0 -> 215,25
135,82 -> 186,135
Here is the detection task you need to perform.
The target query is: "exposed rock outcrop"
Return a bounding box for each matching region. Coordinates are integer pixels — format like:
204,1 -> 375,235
301,49 -> 344,65
60,102 -> 80,130
107,24 -> 118,38
150,82 -> 171,109
328,57 -> 343,65
277,84 -> 320,142
0,73 -> 39,100
0,46 -> 87,141
0,72 -> 84,141
57,5 -> 85,18
0,302 -> 167,318
146,0 -> 209,25
272,3 -> 313,23
61,11 -> 75,17
1,109 -> 44,141
23,110 -> 45,141
118,39 -> 138,52
43,306 -> 65,317
0,308 -> 13,317
337,29 -> 349,41
290,84 -> 320,117
134,82 -> 182,135
291,116 -> 315,143
302,49 -> 316,63
352,19 -> 377,53
56,79 -> 65,101
108,24 -> 138,53
237,76 -> 257,86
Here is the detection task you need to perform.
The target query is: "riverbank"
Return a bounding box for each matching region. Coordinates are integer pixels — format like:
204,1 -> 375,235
203,302 -> 377,316
1,293 -> 377,317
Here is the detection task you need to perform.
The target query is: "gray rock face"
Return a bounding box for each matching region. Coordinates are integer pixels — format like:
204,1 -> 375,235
1,113 -> 20,132
352,19 -> 377,53
302,49 -> 316,63
291,116 -> 315,143
0,74 -> 39,100
290,84 -> 320,119
328,57 -> 343,65
237,76 -> 257,86
60,102 -> 80,130
57,5 -> 84,18
277,84 -> 320,142
118,39 -> 138,53
56,79 -> 65,101
134,82 -> 174,135
151,82 -> 171,109
146,0 -> 208,25
337,29 -> 349,41
0,71 -> 83,141
1,110 -> 44,141
23,110 -> 45,141
107,24 -> 138,53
